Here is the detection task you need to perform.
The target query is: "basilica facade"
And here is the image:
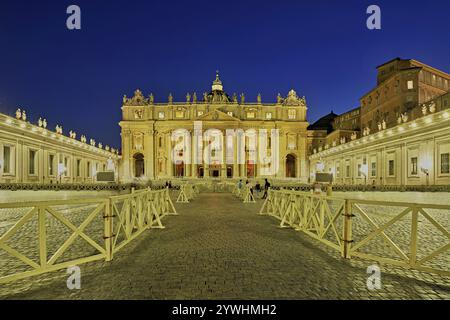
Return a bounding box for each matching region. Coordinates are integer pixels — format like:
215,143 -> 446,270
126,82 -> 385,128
119,73 -> 310,182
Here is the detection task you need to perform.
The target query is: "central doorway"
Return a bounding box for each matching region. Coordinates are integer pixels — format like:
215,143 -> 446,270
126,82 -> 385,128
286,154 -> 296,178
210,164 -> 220,177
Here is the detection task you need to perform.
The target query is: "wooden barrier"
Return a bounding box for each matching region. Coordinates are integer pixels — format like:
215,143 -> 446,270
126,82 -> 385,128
0,188 -> 177,283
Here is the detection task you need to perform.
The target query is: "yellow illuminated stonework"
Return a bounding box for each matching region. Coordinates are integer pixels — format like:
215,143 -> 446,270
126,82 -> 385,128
119,73 -> 310,182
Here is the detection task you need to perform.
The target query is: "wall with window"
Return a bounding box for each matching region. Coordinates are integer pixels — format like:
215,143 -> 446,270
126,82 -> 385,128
309,107 -> 450,186
0,112 -> 118,184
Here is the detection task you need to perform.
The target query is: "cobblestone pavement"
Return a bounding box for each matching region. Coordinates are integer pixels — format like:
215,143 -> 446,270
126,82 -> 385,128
1,193 -> 449,300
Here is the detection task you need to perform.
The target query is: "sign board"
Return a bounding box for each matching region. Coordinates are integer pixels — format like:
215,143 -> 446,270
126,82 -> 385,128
315,173 -> 333,183
96,171 -> 115,182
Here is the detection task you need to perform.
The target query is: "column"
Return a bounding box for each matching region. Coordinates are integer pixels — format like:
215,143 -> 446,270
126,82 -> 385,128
166,132 -> 173,177
221,131 -> 226,178
191,130 -> 197,178
145,129 -> 154,179
121,129 -> 132,182
277,131 -> 286,178
233,134 -> 238,178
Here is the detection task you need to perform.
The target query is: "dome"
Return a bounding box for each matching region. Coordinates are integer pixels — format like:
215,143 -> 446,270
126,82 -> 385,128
204,71 -> 231,103
211,71 -> 223,91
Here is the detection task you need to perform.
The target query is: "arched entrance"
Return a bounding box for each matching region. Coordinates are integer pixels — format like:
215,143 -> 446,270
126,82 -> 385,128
246,161 -> 255,178
286,154 -> 296,178
210,164 -> 221,177
133,153 -> 145,178
198,166 -> 204,178
175,161 -> 184,177
227,166 -> 233,178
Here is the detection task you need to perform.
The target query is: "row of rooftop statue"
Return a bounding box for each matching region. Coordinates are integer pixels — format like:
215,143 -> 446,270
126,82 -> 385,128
123,89 -> 307,106
13,108 -> 118,153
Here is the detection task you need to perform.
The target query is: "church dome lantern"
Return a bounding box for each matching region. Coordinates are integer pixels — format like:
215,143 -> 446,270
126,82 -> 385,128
205,71 -> 231,104
211,71 -> 224,92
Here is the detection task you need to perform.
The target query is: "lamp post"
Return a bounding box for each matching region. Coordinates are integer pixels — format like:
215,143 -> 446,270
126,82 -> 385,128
360,163 -> 368,187
421,167 -> 429,186
57,163 -> 66,184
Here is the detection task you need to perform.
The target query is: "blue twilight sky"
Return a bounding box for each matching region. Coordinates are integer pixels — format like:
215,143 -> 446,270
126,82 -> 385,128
0,0 -> 449,148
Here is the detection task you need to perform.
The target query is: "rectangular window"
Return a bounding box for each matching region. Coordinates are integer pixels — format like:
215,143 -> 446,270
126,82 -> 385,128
265,112 -> 272,120
49,154 -> 55,176
87,161 -> 91,177
407,80 -> 414,90
246,112 -> 255,119
64,157 -> 69,176
346,165 -> 350,178
29,150 -> 36,175
357,164 -> 362,177
288,109 -> 296,120
411,157 -> 418,175
158,112 -> 165,119
441,153 -> 450,174
388,160 -> 395,176
175,111 -> 184,118
3,146 -> 11,174
76,159 -> 81,177
336,164 -> 340,178
371,162 -> 376,177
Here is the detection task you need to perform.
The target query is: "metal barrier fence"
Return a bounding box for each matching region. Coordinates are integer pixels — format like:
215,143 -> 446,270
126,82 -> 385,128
259,189 -> 450,276
0,188 -> 176,283
231,184 -> 256,203
176,184 -> 200,203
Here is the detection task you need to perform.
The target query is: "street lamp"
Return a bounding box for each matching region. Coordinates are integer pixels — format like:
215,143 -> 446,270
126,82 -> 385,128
421,156 -> 432,186
421,167 -> 429,186
360,164 -> 368,185
57,163 -> 66,184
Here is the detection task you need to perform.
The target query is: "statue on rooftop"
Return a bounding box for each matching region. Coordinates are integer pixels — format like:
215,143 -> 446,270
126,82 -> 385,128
257,93 -> 262,104
240,93 -> 245,104
277,93 -> 283,104
193,92 -> 197,104
15,108 -> 22,120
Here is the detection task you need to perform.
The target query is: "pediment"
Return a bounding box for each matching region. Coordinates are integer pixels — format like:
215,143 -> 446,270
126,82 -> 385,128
196,110 -> 239,121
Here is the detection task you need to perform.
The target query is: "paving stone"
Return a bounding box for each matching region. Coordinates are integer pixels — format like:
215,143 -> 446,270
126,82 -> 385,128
0,193 -> 449,299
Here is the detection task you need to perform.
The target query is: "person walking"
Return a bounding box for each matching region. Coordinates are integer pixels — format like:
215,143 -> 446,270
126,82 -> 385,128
262,178 -> 271,199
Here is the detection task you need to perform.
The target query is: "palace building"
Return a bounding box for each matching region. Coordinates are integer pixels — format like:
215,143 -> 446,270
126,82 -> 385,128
309,58 -> 450,186
119,73 -> 310,182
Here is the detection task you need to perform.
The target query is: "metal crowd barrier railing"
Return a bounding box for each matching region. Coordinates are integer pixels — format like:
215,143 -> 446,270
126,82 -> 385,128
0,188 -> 177,283
231,183 -> 255,203
259,188 -> 450,276
176,184 -> 200,203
